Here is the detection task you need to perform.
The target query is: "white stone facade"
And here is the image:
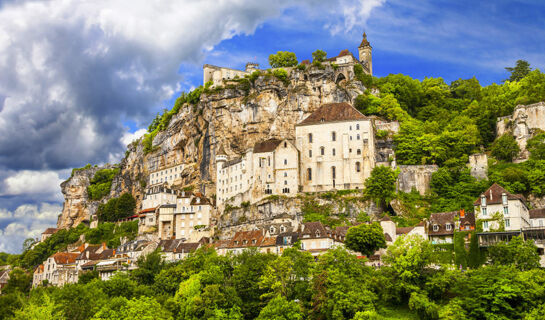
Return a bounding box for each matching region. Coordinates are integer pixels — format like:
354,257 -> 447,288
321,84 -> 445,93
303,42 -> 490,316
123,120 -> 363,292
141,185 -> 178,210
474,184 -> 530,232
148,164 -> 184,186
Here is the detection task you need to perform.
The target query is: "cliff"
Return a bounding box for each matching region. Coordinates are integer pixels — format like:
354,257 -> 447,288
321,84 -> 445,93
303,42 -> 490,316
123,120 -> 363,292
58,64 -> 367,228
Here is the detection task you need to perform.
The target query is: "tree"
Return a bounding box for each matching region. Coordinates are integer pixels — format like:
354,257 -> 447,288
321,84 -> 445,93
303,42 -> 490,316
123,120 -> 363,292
364,166 -> 399,208
115,193 -> 136,219
12,293 -> 64,320
256,295 -> 303,320
383,235 -> 435,285
131,250 -> 165,285
312,49 -> 327,63
344,223 -> 386,257
505,60 -> 531,82
527,132 -> 545,160
491,134 -> 520,161
269,51 -> 298,68
92,296 -> 172,320
78,270 -> 99,284
467,232 -> 482,269
487,236 -> 540,270
22,238 -> 37,252
3,268 -> 32,294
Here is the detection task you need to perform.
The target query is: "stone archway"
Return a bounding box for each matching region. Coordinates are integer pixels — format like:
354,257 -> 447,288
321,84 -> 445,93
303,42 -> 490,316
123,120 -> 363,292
335,72 -> 347,84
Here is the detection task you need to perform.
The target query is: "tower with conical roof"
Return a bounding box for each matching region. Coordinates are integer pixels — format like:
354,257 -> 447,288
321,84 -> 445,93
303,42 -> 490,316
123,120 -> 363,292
358,32 -> 372,75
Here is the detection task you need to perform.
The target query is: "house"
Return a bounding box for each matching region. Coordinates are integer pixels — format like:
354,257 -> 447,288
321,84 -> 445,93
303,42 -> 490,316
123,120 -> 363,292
276,231 -> 299,255
32,265 -> 44,288
298,222 -> 342,256
141,185 -> 178,210
295,102 -> 376,192
259,236 -> 278,254
172,242 -> 201,260
148,163 -> 185,186
530,208 -> 545,227
226,230 -> 269,255
428,210 -> 475,244
138,207 -> 158,232
174,194 -> 213,241
116,240 -> 157,268
42,252 -> 79,287
75,243 -> 115,272
203,63 -> 258,88
474,183 -> 530,231
81,257 -> 129,281
158,239 -> 185,262
0,268 -> 10,293
41,228 -> 59,242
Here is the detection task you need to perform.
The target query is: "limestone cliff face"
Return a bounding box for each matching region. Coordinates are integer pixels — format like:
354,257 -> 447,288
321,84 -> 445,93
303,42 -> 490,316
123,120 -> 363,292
59,65 -> 367,228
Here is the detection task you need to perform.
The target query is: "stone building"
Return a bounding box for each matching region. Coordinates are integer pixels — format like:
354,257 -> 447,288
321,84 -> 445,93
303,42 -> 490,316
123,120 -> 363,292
42,252 -> 79,287
203,63 -> 258,87
148,163 -> 185,186
396,165 -> 438,195
215,147 -> 253,207
141,185 -> 178,210
428,210 -> 475,244
474,183 -> 530,231
295,102 -> 375,192
40,228 -> 59,242
530,208 -> 545,228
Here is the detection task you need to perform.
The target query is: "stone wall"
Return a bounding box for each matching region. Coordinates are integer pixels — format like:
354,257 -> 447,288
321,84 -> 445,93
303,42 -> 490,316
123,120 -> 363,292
468,153 -> 488,180
396,165 -> 438,195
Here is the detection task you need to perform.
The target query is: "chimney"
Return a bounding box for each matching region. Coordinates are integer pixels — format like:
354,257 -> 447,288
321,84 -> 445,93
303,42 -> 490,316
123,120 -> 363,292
113,249 -> 116,256
86,251 -> 89,259
102,242 -> 106,250
460,209 -> 465,218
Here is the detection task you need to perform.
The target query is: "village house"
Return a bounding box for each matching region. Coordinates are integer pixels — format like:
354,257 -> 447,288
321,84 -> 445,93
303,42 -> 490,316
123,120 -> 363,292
75,243 -> 115,274
41,252 -> 79,287
474,183 -> 530,231
530,208 -> 545,227
297,222 -> 344,256
148,163 -> 185,186
295,102 -> 376,192
141,185 -> 178,210
215,146 -> 252,207
40,228 -> 59,242
226,230 -> 270,255
203,62 -> 258,88
116,240 -> 157,269
81,256 -> 129,281
138,207 -> 158,233
428,210 -> 476,244
32,265 -> 44,288
174,194 -> 213,242
0,268 -> 10,293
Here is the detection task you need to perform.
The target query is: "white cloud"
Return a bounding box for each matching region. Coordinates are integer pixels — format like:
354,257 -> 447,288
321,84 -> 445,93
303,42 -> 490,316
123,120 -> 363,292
0,202 -> 61,253
2,170 -> 63,197
121,128 -> 147,147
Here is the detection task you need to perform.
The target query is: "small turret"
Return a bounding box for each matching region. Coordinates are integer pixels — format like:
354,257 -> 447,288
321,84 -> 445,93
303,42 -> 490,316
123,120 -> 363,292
245,62 -> 259,73
358,32 -> 372,75
215,145 -> 228,169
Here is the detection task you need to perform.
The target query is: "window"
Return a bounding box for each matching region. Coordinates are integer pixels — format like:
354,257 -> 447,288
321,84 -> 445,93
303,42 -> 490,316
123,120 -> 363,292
332,132 -> 336,141
481,195 -> 486,207
503,206 -> 509,215
309,150 -> 312,157
307,168 -> 312,181
350,126 -> 352,130
356,124 -> 360,130
433,225 -> 439,232
284,142 -> 287,148
483,221 -> 489,230
446,224 -> 452,231
332,166 -> 336,179
349,148 -> 352,153
502,193 -> 508,205
505,219 -> 510,228
284,172 -> 287,177
356,162 -> 361,172
268,156 -> 270,166
482,208 -> 487,216
357,149 -> 361,155
270,227 -> 275,234
284,159 -> 287,165
357,134 -> 360,140
332,148 -> 336,156
284,180 -> 287,185
308,133 -> 313,143
320,147 -> 325,155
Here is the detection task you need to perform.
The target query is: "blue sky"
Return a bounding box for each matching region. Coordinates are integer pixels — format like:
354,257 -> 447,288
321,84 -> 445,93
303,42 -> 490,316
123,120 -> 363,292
0,0 -> 544,253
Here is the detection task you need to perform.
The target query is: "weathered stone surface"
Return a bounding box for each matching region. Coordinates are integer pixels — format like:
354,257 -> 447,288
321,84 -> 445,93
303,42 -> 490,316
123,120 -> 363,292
396,165 -> 438,195
468,153 -> 488,180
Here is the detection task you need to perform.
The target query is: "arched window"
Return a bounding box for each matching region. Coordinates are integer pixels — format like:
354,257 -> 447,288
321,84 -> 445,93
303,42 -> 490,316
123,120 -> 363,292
332,166 -> 336,179
284,159 -> 287,165
309,149 -> 312,158
356,162 -> 361,172
332,148 -> 336,156
284,142 -> 287,148
320,147 -> 325,155
332,132 -> 336,141
307,168 -> 312,181
308,133 -> 313,143
357,149 -> 361,155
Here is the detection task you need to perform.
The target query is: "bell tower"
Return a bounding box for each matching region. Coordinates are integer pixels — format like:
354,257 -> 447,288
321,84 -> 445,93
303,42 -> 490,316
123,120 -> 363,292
358,32 -> 372,75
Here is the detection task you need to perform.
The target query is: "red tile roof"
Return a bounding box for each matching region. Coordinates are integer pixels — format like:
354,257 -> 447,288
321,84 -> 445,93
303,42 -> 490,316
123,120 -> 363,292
139,207 -> 157,214
190,195 -> 211,206
530,208 -> 545,219
229,230 -> 265,248
396,227 -> 414,235
474,183 -> 526,206
253,139 -> 283,153
42,228 -> 59,235
297,102 -> 367,126
52,252 -> 79,265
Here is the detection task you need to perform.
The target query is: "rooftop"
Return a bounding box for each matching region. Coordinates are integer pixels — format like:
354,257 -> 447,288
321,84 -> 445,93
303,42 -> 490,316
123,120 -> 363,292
253,139 -> 283,153
297,102 -> 367,126
530,208 -> 545,219
474,183 -> 526,206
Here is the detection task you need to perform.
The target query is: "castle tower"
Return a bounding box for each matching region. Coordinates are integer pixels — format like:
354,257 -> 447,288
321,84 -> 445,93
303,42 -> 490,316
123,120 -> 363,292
358,32 -> 372,75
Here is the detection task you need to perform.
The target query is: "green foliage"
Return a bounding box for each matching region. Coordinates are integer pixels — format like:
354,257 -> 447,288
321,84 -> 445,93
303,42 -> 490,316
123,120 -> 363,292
505,59 -> 532,82
71,164 -> 93,177
344,223 -> 387,257
132,250 -> 165,285
256,295 -> 303,320
491,134 -> 520,161
487,236 -> 540,271
353,64 -> 374,88
383,235 -> 435,286
87,168 -> 119,201
296,64 -> 306,71
92,296 -> 172,320
0,292 -> 24,319
312,49 -> 327,63
364,166 -> 399,208
272,68 -> 290,86
96,193 -> 136,222
3,268 -> 32,294
527,131 -> 545,160
12,293 -> 64,320
268,51 -> 298,68
408,292 -> 439,320
79,270 -> 99,284
0,252 -> 17,265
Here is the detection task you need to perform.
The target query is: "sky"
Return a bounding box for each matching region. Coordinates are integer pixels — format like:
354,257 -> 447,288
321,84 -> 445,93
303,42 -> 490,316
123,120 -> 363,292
0,0 -> 544,253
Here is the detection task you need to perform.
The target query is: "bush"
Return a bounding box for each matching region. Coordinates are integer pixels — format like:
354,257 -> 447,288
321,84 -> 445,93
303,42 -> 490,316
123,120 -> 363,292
527,131 -> 545,160
269,51 -> 298,68
87,168 -> 119,201
272,68 -> 290,86
96,193 -> 136,222
491,134 -> 520,161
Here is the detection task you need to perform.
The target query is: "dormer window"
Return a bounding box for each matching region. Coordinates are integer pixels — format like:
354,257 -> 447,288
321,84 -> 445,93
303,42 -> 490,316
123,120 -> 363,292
502,193 -> 508,206
252,239 -> 257,244
446,224 -> 452,231
243,240 -> 248,245
316,231 -> 321,237
433,225 -> 439,232
481,195 -> 486,207
234,240 -> 239,245
270,227 -> 275,234
280,226 -> 286,233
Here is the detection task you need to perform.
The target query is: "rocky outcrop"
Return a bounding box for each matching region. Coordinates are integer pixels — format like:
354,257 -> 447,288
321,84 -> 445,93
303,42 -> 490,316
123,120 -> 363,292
59,64 -> 368,228
396,165 -> 438,195
497,102 -> 545,160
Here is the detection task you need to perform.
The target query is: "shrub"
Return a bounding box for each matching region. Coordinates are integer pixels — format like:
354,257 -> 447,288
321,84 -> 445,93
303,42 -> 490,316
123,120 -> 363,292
272,68 -> 290,86
269,51 -> 298,68
491,134 -> 520,161
87,168 -> 119,200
